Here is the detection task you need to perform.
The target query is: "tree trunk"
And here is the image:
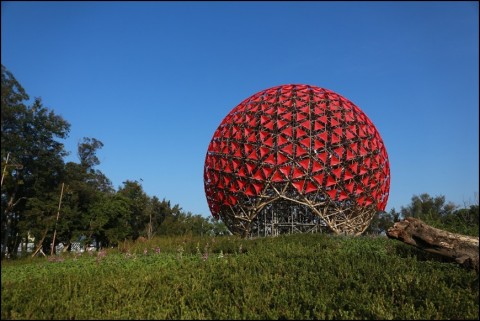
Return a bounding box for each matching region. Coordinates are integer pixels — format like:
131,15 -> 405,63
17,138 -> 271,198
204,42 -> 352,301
386,217 -> 479,272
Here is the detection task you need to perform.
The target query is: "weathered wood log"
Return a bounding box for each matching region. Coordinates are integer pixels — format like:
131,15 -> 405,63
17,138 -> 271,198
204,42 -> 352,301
386,217 -> 479,272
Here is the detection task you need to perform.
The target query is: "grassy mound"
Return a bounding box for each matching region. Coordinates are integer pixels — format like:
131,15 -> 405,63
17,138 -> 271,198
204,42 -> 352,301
2,233 -> 478,320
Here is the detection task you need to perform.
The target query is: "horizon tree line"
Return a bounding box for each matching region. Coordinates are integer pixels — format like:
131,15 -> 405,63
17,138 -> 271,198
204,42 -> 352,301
1,64 -> 477,259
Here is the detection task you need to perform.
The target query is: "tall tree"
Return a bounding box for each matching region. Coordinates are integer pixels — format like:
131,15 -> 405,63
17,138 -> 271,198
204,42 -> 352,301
1,65 -> 70,258
75,137 -> 113,193
117,180 -> 149,240
145,196 -> 171,239
48,137 -> 115,250
87,193 -> 131,247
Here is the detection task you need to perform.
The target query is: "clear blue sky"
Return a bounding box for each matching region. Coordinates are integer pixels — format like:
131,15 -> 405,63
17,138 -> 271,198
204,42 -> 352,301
2,1 -> 478,217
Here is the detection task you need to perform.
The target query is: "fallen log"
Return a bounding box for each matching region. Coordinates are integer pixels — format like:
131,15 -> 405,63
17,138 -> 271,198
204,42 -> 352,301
386,217 -> 479,272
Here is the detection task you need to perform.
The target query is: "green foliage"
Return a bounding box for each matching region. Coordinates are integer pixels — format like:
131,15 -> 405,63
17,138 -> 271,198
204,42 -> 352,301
77,137 -> 103,169
401,193 -> 457,223
401,193 -> 479,236
365,208 -> 401,235
2,64 -> 71,258
117,180 -> 150,240
87,193 -> 131,247
2,234 -> 478,320
441,205 -> 479,236
156,209 -> 227,237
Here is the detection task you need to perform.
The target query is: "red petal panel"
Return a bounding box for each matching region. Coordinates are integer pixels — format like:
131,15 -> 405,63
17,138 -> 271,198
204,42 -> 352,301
264,120 -> 274,131
299,158 -> 310,170
277,152 -> 288,164
338,191 -> 348,201
313,172 -> 324,185
262,166 -> 274,179
283,126 -> 293,137
293,166 -> 305,178
271,170 -> 284,182
296,146 -> 308,156
326,175 -> 336,187
264,154 -> 275,165
292,180 -> 303,193
332,167 -> 342,179
279,166 -> 290,177
305,181 -> 317,194
278,135 -> 289,146
296,127 -> 308,138
326,189 -> 337,199
300,137 -> 310,149
296,112 -> 307,122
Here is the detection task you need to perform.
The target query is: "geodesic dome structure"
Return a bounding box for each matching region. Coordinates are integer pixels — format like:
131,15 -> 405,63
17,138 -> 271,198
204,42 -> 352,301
204,84 -> 390,237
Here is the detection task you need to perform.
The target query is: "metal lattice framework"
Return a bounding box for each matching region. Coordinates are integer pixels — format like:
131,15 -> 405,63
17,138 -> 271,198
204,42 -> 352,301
204,84 -> 390,237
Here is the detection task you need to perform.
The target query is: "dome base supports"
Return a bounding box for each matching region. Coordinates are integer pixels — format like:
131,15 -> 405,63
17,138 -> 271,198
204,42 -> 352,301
217,184 -> 377,238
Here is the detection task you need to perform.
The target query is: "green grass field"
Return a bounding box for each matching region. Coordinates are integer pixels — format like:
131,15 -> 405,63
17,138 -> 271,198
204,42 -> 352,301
1,233 -> 478,320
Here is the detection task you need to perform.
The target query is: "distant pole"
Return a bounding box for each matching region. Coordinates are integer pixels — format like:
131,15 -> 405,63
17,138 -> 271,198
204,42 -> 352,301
50,183 -> 65,256
1,152 -> 11,187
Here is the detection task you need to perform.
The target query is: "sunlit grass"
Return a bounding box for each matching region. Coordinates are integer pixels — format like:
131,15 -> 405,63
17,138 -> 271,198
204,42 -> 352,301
2,233 -> 478,320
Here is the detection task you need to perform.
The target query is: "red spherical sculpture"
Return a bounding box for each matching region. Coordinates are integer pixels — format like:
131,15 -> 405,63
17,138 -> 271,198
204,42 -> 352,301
204,84 -> 390,236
